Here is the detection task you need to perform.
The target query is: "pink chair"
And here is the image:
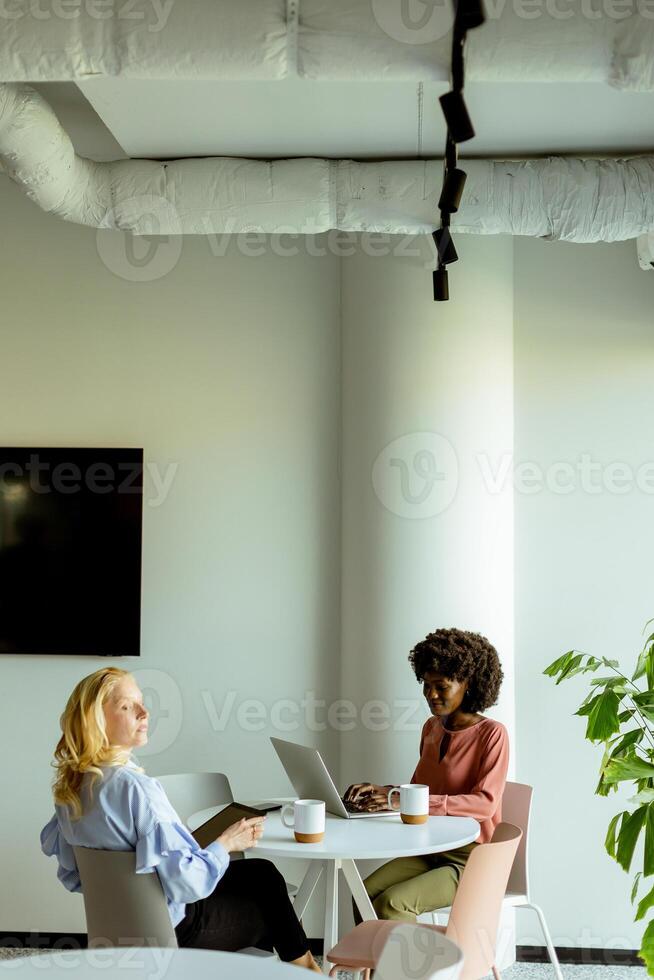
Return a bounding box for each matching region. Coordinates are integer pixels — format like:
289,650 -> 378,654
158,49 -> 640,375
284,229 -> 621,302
420,783 -> 562,980
326,822 -> 522,980
376,924 -> 464,980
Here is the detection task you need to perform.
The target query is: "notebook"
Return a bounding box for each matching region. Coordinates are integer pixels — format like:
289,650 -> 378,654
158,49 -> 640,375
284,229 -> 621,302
191,802 -> 269,849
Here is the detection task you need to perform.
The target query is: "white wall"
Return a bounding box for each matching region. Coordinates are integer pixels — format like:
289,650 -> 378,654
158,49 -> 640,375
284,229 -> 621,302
0,178 -> 342,934
339,236 -> 516,788
514,237 -> 654,951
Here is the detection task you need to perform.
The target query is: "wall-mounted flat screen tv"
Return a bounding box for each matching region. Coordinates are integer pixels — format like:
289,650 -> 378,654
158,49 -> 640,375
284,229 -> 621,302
0,448 -> 143,657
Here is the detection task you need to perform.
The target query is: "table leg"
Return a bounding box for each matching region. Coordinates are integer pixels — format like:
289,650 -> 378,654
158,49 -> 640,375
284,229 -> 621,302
341,858 -> 377,921
322,859 -> 340,973
293,862 -> 324,922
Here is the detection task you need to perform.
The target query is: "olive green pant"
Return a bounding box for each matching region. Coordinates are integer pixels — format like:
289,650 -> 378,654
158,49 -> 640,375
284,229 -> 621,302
363,843 -> 477,922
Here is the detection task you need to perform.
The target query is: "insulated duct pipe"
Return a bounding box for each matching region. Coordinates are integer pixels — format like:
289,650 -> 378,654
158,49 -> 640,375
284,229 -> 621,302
2,83 -> 654,242
0,0 -> 653,90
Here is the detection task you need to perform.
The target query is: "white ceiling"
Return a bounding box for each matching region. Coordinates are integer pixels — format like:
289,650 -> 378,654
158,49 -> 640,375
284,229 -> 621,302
38,78 -> 654,163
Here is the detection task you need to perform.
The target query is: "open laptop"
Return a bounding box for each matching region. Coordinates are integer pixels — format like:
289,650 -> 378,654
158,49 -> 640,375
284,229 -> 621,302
270,737 -> 396,819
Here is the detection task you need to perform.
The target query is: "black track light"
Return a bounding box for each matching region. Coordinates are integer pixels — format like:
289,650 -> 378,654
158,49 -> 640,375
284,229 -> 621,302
438,167 -> 467,214
439,90 -> 475,143
433,267 -> 449,302
433,227 -> 459,266
456,0 -> 486,30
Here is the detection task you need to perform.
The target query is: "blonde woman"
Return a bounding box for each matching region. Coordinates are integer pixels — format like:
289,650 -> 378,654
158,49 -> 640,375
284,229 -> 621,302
41,668 -> 320,972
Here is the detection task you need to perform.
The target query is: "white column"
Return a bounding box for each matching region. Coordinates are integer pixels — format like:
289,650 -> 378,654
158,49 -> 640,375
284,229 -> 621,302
339,234 -> 516,961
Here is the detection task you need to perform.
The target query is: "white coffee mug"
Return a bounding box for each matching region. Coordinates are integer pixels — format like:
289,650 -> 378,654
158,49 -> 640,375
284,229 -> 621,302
387,783 -> 430,825
281,799 -> 326,843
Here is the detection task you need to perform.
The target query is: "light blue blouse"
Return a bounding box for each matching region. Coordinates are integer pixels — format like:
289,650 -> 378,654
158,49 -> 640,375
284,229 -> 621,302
40,758 -> 229,928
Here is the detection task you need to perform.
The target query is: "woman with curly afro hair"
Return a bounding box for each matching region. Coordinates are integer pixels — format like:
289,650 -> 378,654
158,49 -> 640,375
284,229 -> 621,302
344,628 -> 509,922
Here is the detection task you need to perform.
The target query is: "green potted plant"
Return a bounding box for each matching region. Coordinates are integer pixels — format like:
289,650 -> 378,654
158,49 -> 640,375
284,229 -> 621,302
544,623 -> 654,974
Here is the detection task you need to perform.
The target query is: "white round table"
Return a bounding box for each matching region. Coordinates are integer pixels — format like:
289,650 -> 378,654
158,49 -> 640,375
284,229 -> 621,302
189,803 -> 479,973
0,947 -> 298,978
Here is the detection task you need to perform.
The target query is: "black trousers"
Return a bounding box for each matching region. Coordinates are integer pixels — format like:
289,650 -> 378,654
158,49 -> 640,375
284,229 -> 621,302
174,858 -> 309,962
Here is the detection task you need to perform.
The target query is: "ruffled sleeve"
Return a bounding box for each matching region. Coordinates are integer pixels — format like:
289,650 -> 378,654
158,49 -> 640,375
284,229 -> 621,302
40,814 -> 82,893
134,814 -> 229,905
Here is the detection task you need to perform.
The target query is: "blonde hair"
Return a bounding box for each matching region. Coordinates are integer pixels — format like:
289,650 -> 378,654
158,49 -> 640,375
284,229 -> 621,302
52,667 -> 143,820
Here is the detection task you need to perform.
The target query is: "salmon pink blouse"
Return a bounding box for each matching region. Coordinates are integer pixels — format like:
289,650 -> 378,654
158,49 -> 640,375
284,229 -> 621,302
411,715 -> 509,843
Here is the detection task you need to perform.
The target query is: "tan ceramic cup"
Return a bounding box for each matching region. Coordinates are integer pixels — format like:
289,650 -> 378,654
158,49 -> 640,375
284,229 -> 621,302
388,784 -> 429,824
281,799 -> 326,843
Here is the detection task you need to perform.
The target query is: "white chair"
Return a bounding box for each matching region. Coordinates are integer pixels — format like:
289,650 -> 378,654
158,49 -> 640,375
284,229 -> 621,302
74,846 -> 177,948
74,846 -> 270,958
156,771 -> 233,825
376,924 -> 464,980
419,782 -> 562,980
157,770 -> 297,898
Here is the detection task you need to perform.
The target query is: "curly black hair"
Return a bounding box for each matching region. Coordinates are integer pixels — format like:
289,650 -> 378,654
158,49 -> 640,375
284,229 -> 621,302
408,628 -> 503,714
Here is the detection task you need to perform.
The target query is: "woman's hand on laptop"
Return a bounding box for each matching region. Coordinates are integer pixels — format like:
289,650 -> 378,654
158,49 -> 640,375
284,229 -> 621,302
217,816 -> 265,853
344,783 -> 393,812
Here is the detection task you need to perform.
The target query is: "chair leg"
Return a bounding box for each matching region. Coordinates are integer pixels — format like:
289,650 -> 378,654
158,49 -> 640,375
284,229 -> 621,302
491,966 -> 501,980
527,902 -> 564,980
328,966 -> 340,977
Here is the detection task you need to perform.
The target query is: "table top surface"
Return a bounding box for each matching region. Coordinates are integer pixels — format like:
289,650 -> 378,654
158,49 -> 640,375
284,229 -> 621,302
189,803 -> 479,860
0,948 -> 297,978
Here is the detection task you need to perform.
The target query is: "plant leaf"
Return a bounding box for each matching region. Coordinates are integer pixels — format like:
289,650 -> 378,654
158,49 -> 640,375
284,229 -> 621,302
543,651 -> 576,678
610,729 -> 645,758
645,803 -> 654,878
633,693 -> 654,723
604,757 -> 654,785
544,652 -> 598,685
605,811 -> 625,859
632,871 -> 643,904
582,689 -> 621,742
629,789 -> 654,806
556,653 -> 585,684
589,676 -> 628,690
638,918 -> 654,971
616,806 -> 648,873
633,644 -> 652,682
576,693 -> 602,718
636,881 -> 654,921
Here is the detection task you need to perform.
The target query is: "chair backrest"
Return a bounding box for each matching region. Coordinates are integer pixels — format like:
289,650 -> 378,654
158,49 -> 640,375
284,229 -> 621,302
156,772 -> 234,826
74,847 -> 177,949
446,823 -> 522,980
501,781 -> 532,898
376,924 -> 464,980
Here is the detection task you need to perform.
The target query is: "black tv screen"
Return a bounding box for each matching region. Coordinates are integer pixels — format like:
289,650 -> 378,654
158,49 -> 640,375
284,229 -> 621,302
0,448 -> 143,656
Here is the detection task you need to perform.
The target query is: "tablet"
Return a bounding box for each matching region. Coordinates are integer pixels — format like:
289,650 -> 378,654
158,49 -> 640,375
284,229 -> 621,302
192,802 -> 268,849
